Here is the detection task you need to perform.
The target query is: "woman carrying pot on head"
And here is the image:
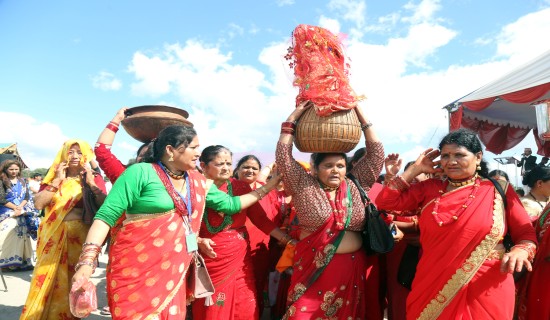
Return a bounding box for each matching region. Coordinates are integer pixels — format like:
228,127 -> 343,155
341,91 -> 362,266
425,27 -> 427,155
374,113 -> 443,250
71,125 -> 282,320
193,145 -> 290,320
376,128 -> 537,320
20,140 -> 107,319
276,101 -> 384,319
0,160 -> 40,272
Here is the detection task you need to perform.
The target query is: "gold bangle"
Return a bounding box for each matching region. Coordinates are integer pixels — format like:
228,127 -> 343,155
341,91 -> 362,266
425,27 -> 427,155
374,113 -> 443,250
253,189 -> 264,200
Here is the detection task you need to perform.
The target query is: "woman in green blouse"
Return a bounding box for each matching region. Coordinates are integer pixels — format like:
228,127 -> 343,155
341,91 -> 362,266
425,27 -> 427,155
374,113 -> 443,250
72,125 -> 280,320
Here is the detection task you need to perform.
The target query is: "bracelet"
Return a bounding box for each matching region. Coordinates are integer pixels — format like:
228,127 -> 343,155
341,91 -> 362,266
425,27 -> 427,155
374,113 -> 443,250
361,122 -> 373,131
280,128 -> 295,135
253,189 -> 264,200
45,185 -> 59,193
286,237 -> 295,246
82,242 -> 102,248
106,123 -> 119,133
75,260 -> 96,273
109,121 -> 120,127
412,219 -> 418,232
281,121 -> 297,130
512,242 -> 537,261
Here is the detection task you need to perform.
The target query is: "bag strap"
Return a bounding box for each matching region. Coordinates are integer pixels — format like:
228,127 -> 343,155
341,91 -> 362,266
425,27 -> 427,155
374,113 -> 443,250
347,173 -> 370,205
487,177 -> 507,208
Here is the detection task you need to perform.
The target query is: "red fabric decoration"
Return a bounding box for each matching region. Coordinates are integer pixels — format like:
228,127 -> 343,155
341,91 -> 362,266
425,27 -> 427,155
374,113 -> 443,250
286,24 -> 363,117
501,83 -> 550,103
460,117 -> 530,154
462,97 -> 495,111
449,106 -> 463,131
533,128 -> 550,156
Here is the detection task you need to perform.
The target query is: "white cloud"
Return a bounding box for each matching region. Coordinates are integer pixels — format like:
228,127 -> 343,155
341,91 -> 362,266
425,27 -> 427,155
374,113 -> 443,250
91,71 -> 122,91
0,112 -> 68,169
402,0 -> 442,24
328,0 -> 366,28
276,0 -> 295,6
318,16 -> 341,35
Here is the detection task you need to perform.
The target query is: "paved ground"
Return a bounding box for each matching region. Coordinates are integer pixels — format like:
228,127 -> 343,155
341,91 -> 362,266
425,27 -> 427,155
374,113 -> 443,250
0,251 -> 110,320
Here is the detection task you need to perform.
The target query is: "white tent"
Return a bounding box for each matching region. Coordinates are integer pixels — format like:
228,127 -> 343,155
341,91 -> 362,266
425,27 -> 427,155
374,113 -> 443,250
445,49 -> 550,155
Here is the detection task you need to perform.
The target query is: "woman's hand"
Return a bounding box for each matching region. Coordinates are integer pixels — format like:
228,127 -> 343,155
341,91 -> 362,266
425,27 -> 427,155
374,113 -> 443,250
113,107 -> 128,124
198,237 -> 217,258
71,265 -> 94,292
393,225 -> 405,242
81,167 -> 96,187
500,248 -> 533,274
55,161 -> 69,181
413,148 -> 442,175
385,153 -> 402,176
12,206 -> 23,217
288,100 -> 313,122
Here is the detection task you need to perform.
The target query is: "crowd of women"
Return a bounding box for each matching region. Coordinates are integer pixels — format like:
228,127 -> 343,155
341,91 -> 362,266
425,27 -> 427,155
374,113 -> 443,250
1,102 -> 547,320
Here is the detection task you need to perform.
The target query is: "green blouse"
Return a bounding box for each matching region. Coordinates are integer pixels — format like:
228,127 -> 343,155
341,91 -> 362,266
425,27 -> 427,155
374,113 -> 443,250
95,163 -> 242,227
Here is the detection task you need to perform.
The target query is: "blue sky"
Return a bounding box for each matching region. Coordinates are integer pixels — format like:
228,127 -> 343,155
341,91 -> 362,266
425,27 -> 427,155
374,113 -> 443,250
1,0 -> 550,184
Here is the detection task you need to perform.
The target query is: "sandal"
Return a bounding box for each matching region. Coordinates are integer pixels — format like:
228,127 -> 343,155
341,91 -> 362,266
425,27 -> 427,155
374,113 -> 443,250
100,306 -> 111,315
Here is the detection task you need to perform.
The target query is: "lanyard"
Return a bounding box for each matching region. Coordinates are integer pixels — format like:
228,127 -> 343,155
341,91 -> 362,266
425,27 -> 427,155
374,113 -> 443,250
157,162 -> 193,225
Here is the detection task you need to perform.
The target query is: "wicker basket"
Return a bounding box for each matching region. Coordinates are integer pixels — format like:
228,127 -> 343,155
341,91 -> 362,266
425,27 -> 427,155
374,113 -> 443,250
295,106 -> 361,153
121,105 -> 193,143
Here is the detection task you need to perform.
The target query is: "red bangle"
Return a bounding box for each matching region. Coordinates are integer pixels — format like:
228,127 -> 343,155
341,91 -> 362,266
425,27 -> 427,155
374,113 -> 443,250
106,123 -> 119,133
45,185 -> 59,193
280,128 -> 295,135
281,121 -> 296,130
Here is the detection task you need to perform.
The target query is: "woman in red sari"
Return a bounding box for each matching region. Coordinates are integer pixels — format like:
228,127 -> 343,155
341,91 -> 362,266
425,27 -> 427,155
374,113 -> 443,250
517,203 -> 550,319
376,128 -> 537,320
192,145 -> 289,320
276,101 -> 384,319
72,126 -> 280,320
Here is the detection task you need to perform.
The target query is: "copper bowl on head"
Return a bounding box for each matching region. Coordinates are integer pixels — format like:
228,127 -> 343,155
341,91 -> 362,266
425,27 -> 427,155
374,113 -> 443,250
121,105 -> 194,143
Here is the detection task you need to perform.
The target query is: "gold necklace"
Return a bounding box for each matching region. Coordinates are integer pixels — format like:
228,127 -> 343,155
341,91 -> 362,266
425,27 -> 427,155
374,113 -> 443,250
447,174 -> 478,187
162,163 -> 185,180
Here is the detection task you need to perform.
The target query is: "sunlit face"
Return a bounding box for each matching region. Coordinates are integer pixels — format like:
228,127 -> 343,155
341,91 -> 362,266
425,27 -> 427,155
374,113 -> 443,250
200,151 -> 233,184
533,179 -> 550,198
67,144 -> 83,168
171,136 -> 200,171
439,144 -> 481,180
6,164 -> 20,179
237,159 -> 260,185
313,155 -> 347,189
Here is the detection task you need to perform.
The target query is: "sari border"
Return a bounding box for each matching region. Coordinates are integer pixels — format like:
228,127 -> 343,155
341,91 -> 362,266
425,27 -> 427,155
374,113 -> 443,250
418,183 -> 506,320
123,209 -> 175,225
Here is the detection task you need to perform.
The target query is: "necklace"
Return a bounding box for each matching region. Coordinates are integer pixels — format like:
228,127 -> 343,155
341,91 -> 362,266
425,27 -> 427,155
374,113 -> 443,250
431,177 -> 481,227
204,180 -> 234,234
447,174 -> 478,187
319,181 -> 339,192
529,192 -> 545,209
161,162 -> 184,180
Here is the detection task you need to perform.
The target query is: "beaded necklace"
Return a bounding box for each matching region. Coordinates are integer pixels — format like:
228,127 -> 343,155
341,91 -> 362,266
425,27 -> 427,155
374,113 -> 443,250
204,180 -> 234,234
161,162 -> 185,180
447,174 -> 478,187
431,176 -> 481,227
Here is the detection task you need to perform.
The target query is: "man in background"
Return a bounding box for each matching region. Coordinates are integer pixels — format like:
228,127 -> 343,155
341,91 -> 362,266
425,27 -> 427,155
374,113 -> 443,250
517,147 -> 537,176
28,173 -> 42,195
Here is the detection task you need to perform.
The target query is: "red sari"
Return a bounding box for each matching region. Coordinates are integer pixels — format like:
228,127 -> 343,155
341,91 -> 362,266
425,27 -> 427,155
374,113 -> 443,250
107,165 -> 206,320
192,178 -> 276,320
376,178 -> 537,320
517,205 -> 550,320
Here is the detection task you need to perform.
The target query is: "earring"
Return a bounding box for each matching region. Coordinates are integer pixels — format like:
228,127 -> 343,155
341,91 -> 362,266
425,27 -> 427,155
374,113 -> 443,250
476,164 -> 481,171
168,153 -> 174,162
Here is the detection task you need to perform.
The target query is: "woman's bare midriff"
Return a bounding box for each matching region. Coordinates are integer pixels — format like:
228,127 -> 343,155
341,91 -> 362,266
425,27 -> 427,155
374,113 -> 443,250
63,208 -> 83,221
299,230 -> 363,253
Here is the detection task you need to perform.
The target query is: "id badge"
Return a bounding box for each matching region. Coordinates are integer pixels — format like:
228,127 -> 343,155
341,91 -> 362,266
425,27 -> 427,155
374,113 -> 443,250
186,233 -> 198,253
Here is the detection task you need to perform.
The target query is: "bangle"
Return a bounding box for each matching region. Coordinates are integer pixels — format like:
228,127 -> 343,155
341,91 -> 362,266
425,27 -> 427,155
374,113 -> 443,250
512,242 -> 537,261
286,237 -> 295,246
82,242 -> 102,248
280,128 -> 295,135
412,219 -> 418,232
282,121 -> 297,130
45,185 -> 59,193
253,189 -> 264,200
75,261 -> 96,273
109,121 -> 120,127
361,122 -> 373,131
106,123 -> 119,133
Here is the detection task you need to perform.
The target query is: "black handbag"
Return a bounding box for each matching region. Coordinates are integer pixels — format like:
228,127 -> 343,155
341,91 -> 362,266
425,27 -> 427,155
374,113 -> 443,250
397,244 -> 420,290
348,174 -> 394,255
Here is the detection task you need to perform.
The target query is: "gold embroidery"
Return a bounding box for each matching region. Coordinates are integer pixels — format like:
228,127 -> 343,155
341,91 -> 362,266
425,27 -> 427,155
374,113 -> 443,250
123,209 -> 175,225
320,291 -> 343,318
418,184 -> 505,320
289,283 -> 307,303
313,244 -> 336,268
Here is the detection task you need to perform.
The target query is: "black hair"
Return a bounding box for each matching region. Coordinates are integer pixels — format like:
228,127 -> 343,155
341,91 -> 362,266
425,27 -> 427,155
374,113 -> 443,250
348,148 -> 366,171
438,128 -> 489,178
199,145 -> 233,165
404,161 -> 415,171
141,125 -> 197,163
311,153 -> 348,170
522,165 -> 550,187
488,169 -> 509,182
234,155 -> 262,173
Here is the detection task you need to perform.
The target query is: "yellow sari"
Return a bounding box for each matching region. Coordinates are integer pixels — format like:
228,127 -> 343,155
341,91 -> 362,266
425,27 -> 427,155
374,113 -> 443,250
20,140 -> 95,320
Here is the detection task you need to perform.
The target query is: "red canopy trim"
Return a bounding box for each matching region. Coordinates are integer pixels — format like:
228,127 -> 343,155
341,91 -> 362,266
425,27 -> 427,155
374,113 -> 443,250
461,82 -> 550,112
